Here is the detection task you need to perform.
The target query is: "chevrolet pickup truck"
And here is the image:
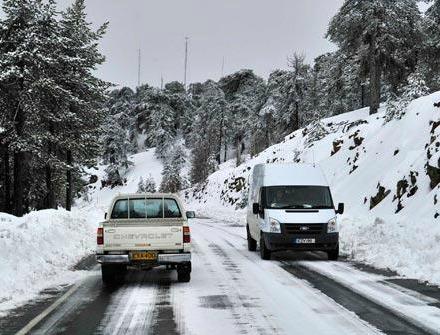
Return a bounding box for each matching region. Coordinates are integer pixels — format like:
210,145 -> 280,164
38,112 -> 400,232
96,193 -> 194,284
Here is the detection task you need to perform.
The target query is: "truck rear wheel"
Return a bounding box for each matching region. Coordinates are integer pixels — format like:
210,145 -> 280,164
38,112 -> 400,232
177,263 -> 191,283
260,233 -> 271,260
101,264 -> 126,285
247,226 -> 257,251
327,245 -> 339,261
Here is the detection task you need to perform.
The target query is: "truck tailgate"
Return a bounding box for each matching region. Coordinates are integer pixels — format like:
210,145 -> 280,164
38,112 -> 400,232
103,225 -> 183,250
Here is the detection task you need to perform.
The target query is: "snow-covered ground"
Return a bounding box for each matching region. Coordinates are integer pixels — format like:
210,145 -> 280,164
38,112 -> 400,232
184,92 -> 440,285
0,210 -> 94,315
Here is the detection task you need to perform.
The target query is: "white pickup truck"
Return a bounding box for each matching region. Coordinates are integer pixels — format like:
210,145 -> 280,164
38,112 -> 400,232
96,193 -> 194,283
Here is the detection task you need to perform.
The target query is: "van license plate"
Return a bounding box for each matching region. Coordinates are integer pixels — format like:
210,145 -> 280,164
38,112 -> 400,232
295,238 -> 315,244
131,252 -> 157,261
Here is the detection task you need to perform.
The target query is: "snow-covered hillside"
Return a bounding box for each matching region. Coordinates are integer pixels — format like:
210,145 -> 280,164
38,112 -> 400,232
184,92 -> 440,284
75,148 -> 165,224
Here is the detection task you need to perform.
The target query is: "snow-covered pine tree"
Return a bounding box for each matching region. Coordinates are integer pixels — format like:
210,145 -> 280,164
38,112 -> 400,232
58,0 -> 109,209
144,89 -> 177,159
101,113 -> 133,186
420,0 -> 440,90
144,175 -> 156,193
159,140 -> 186,193
0,0 -> 42,215
137,176 -> 146,193
327,0 -> 422,115
385,67 -> 430,121
218,70 -> 266,166
107,87 -> 137,153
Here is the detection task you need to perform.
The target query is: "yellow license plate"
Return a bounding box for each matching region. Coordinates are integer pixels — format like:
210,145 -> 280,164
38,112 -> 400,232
131,252 -> 157,261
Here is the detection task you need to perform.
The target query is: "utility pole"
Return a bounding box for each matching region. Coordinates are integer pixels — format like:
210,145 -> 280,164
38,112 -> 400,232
184,37 -> 189,89
161,74 -> 164,90
137,48 -> 141,87
221,56 -> 225,78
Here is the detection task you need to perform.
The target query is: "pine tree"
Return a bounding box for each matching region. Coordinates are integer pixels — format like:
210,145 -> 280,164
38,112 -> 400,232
327,0 -> 422,115
58,0 -> 109,209
144,175 -> 156,193
0,0 -> 42,215
137,176 -> 146,193
420,0 -> 440,90
385,67 -> 429,121
101,113 -> 133,185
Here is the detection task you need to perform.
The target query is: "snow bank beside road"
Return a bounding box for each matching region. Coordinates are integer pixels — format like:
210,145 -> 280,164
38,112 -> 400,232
340,215 -> 440,285
0,209 -> 94,314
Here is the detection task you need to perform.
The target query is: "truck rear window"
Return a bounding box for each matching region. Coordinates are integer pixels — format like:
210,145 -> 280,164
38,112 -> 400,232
111,198 -> 182,219
111,199 -> 128,219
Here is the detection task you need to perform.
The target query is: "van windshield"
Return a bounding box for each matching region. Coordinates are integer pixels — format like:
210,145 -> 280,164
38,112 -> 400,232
262,186 -> 333,210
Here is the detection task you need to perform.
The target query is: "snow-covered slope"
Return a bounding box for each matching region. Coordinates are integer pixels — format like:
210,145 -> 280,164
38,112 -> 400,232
184,92 -> 440,284
75,148 -> 165,224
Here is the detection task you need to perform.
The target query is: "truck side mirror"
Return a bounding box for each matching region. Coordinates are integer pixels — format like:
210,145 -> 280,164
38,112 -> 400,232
252,203 -> 260,215
104,212 -> 107,219
336,203 -> 345,215
186,211 -> 196,219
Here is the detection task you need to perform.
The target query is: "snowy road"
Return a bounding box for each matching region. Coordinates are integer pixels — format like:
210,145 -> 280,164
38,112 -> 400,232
1,218 -> 438,335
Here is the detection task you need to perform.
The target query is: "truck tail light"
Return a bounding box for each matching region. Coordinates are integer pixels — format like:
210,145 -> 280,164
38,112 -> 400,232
97,227 -> 104,245
183,226 -> 190,243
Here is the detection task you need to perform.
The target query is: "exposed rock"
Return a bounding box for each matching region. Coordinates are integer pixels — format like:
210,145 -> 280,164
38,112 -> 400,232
370,185 -> 391,210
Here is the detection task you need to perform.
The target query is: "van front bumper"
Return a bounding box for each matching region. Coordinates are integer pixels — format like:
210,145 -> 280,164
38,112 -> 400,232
263,232 -> 339,251
96,253 -> 191,265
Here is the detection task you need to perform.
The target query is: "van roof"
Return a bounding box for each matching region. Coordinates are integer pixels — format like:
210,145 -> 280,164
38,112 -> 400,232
255,163 -> 329,187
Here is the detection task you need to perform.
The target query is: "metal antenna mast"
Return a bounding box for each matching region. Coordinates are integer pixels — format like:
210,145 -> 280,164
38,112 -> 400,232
137,48 -> 141,87
184,37 -> 189,89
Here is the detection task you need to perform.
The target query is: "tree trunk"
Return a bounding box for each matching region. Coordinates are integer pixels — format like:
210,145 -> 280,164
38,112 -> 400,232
45,164 -> 55,209
13,151 -> 25,216
369,34 -> 381,115
66,150 -> 73,211
2,145 -> 11,213
217,118 -> 223,164
223,141 -> 227,162
235,135 -> 242,167
45,132 -> 56,209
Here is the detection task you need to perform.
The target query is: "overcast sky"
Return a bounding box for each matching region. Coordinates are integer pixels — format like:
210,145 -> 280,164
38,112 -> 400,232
53,0 -> 348,88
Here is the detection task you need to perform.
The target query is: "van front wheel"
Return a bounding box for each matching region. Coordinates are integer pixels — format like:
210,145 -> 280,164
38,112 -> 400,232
260,233 -> 271,260
247,226 -> 257,251
327,245 -> 339,261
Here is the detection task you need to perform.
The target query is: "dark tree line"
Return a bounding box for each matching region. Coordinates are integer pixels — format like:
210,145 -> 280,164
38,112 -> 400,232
0,0 -> 109,216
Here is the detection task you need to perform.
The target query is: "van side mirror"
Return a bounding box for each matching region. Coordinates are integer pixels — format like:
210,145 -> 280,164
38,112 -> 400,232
186,211 -> 196,219
336,203 -> 345,215
104,212 -> 107,219
252,203 -> 260,215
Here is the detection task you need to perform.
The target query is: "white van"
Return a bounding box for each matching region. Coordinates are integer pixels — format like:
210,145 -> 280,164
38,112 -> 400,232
246,163 -> 344,260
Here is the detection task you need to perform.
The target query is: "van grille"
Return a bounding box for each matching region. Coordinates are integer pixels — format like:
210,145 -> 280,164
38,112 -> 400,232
284,223 -> 324,235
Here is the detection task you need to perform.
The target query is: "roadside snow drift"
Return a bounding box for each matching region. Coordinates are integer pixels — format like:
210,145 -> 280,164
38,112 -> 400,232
184,92 -> 440,284
0,209 -> 94,314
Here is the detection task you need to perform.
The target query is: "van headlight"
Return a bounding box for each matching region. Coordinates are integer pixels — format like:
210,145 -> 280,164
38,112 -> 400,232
327,217 -> 338,233
269,218 -> 281,233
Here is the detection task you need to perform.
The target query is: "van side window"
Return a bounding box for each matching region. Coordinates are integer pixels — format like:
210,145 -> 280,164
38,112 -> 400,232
111,199 -> 128,219
146,198 -> 163,218
164,199 -> 181,218
129,198 -> 146,218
